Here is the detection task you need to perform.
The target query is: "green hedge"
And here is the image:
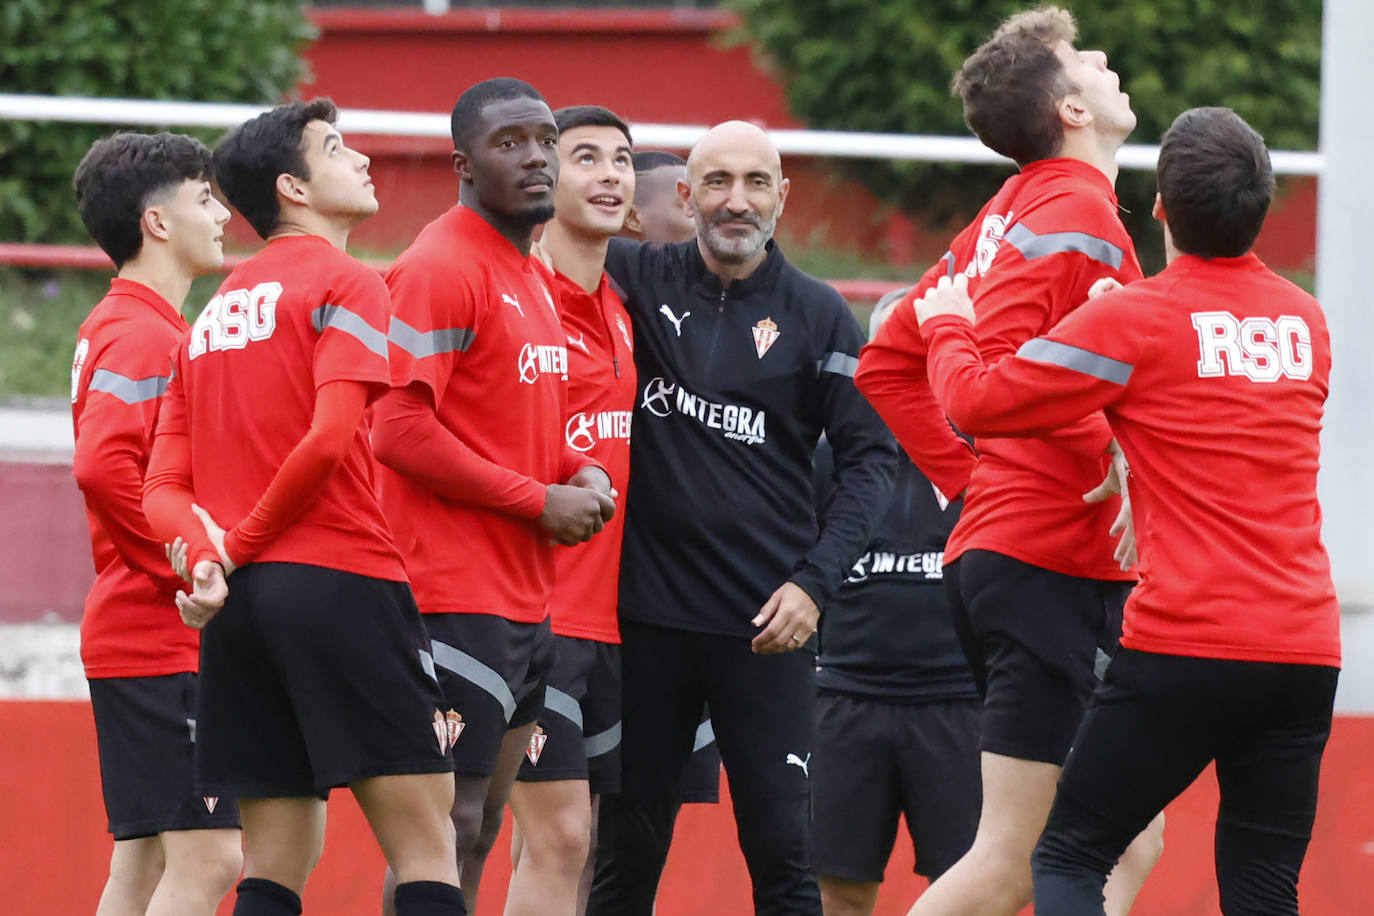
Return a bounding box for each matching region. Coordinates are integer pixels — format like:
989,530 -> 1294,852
0,0 -> 315,244
726,0 -> 1321,267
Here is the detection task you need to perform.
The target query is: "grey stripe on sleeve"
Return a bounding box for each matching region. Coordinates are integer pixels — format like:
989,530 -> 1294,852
431,639 -> 517,722
542,686 -> 584,730
311,304 -> 389,358
817,352 -> 860,377
1017,337 -> 1134,385
584,721 -> 622,759
1004,223 -> 1125,269
693,718 -> 716,752
88,369 -> 169,405
388,317 -> 475,359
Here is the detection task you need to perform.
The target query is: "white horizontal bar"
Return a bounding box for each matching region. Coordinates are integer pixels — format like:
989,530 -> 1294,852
0,93 -> 1325,175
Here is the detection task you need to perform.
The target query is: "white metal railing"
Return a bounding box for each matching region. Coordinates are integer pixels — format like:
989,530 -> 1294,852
0,93 -> 1325,175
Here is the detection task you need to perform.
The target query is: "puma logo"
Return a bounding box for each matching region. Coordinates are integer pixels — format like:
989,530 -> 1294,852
785,752 -> 810,778
502,293 -> 524,318
566,332 -> 590,355
659,304 -> 690,337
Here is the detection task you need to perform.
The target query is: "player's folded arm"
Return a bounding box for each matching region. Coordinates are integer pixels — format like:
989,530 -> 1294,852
922,315 -> 1130,439
371,384 -> 546,519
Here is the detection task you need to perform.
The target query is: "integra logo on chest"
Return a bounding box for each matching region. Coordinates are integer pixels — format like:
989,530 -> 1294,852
639,376 -> 766,445
517,343 -> 569,384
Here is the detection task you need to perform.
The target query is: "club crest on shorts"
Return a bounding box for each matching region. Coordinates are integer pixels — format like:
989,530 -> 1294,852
202,796 -> 220,814
752,317 -> 780,359
435,709 -> 465,753
526,725 -> 548,766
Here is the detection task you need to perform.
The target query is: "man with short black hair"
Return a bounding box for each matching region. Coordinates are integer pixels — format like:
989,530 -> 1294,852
71,130 -> 242,916
912,105 -> 1339,916
503,102 -> 636,916
142,99 -> 465,916
371,78 -> 615,910
811,291 -> 980,916
588,120 -> 897,916
855,9 -> 1162,914
623,151 -> 695,244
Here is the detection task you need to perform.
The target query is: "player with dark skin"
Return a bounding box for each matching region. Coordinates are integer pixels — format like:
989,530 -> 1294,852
377,82 -> 614,915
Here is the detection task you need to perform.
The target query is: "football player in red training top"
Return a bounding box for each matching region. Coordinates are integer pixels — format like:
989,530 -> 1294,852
71,131 -> 242,916
142,100 -> 465,916
914,106 -> 1340,916
504,104 -> 636,916
370,78 -> 614,912
854,8 -> 1162,916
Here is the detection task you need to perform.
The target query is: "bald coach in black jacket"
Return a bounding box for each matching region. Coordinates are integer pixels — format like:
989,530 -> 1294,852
588,120 -> 897,916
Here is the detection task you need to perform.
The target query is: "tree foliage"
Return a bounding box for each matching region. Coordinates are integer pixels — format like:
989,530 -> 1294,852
726,0 -> 1321,266
0,0 -> 315,243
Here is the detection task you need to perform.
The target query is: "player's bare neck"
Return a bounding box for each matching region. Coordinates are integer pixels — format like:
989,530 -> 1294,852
269,214 -> 351,252
1059,130 -> 1122,187
117,247 -> 193,313
459,189 -> 535,257
540,219 -> 609,294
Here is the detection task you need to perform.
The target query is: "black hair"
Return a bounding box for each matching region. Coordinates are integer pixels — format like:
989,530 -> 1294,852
553,105 -> 632,146
632,150 -> 686,173
1156,107 -> 1274,259
450,78 -> 547,151
213,98 -> 338,240
73,132 -> 214,268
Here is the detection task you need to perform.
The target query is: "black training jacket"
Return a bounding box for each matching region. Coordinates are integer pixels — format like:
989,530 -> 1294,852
813,439 -> 978,702
605,237 -> 897,639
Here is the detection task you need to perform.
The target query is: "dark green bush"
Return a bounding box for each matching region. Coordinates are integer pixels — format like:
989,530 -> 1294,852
726,0 -> 1321,267
0,0 -> 315,243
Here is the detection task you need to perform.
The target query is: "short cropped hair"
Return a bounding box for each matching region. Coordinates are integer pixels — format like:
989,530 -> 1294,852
632,150 -> 686,173
73,132 -> 214,268
451,78 -> 546,151
554,105 -> 632,146
952,7 -> 1078,166
1156,107 -> 1274,259
213,98 -> 338,240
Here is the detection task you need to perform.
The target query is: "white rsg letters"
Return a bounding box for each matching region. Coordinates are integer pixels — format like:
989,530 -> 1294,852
1191,310 -> 1312,382
189,282 -> 282,359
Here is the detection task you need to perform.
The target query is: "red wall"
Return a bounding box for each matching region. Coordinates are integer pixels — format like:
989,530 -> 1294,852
5,700 -> 1370,914
286,8 -> 1313,272
0,460 -> 89,623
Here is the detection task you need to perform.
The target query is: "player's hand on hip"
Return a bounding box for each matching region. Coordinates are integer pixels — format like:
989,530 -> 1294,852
191,503 -> 237,576
176,560 -> 228,630
1084,440 -> 1136,571
540,484 -> 614,545
1087,276 -> 1125,299
914,273 -> 975,327
751,582 -> 820,655
165,537 -> 191,584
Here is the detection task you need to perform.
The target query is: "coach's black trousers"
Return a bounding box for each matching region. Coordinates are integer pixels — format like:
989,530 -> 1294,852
1031,648 -> 1338,915
588,621 -> 821,916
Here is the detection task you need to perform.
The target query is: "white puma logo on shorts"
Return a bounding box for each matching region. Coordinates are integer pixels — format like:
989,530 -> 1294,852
785,752 -> 810,778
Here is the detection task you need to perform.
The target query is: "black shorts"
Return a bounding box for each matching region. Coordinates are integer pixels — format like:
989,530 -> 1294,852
946,550 -> 1128,765
812,692 -> 980,881
197,562 -> 453,798
89,673 -> 241,840
679,712 -> 722,804
516,635 -> 621,794
427,612 -> 557,777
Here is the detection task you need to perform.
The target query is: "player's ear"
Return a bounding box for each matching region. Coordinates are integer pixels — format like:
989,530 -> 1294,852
275,171 -> 308,208
623,207 -> 643,236
451,149 -> 472,182
776,175 -> 790,218
1058,93 -> 1093,131
1152,192 -> 1165,223
676,177 -> 695,219
141,204 -> 172,243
